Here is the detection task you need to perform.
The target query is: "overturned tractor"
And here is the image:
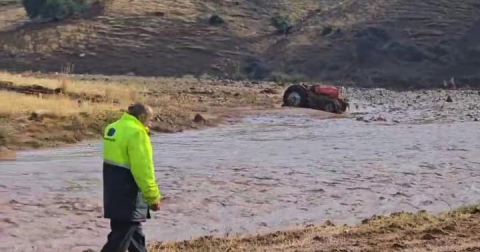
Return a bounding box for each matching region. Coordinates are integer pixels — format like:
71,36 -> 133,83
282,84 -> 349,114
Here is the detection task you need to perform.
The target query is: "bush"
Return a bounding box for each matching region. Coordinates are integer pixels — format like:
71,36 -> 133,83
271,15 -> 293,35
209,15 -> 225,25
23,0 -> 46,19
22,0 -> 89,20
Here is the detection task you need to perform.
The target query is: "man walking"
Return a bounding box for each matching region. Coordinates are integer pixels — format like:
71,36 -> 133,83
101,103 -> 161,252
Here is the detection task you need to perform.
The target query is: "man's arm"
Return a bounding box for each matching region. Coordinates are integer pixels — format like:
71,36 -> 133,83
127,130 -> 161,206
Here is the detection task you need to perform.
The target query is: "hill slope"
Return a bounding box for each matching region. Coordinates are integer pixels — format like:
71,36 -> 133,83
0,0 -> 479,88
269,0 -> 480,88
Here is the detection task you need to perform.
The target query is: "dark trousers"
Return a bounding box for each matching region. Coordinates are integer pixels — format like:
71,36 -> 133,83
100,220 -> 146,252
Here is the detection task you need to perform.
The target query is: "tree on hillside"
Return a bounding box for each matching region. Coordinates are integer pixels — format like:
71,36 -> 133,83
22,0 -> 89,20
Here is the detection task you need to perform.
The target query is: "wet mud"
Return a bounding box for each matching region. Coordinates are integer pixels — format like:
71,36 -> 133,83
0,89 -> 479,252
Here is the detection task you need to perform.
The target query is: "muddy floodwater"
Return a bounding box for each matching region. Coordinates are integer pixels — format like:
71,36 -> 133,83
1,107 -> 480,252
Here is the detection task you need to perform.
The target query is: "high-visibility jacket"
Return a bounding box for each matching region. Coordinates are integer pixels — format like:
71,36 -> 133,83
102,113 -> 161,222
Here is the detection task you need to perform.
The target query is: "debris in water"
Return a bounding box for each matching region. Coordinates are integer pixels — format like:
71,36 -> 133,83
194,114 -> 206,123
373,116 -> 387,122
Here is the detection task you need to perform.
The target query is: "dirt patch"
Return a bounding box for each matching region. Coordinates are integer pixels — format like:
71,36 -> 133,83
150,206 -> 480,252
0,147 -> 16,161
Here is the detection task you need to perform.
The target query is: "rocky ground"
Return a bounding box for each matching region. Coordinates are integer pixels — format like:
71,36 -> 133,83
345,87 -> 480,124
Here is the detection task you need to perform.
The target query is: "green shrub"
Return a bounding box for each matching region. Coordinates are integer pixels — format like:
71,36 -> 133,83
23,0 -> 46,19
271,15 -> 293,35
22,0 -> 89,20
209,15 -> 225,25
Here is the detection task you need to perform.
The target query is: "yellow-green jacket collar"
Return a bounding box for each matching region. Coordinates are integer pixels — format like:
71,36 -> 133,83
121,113 -> 148,132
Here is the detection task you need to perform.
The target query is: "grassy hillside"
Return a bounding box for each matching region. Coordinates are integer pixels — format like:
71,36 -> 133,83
0,0 -> 479,88
269,0 -> 480,88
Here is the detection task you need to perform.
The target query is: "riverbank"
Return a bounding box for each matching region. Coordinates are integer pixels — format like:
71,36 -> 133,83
150,205 -> 480,252
2,71 -> 479,154
0,72 -> 281,153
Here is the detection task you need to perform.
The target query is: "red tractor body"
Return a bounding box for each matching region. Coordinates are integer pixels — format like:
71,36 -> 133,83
282,84 -> 349,114
313,85 -> 341,98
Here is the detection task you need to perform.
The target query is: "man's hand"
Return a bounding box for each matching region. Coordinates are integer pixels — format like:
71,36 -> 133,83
149,201 -> 160,211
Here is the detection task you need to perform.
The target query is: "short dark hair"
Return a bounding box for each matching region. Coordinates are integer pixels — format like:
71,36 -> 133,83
127,103 -> 151,118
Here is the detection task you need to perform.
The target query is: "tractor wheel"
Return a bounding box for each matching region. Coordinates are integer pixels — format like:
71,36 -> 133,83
324,100 -> 341,113
283,84 -> 308,107
324,102 -> 335,113
339,99 -> 349,113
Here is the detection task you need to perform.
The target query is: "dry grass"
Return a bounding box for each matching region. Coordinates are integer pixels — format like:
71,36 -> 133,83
149,226 -> 336,252
0,91 -> 119,115
0,72 -> 139,103
0,73 -> 138,150
149,205 -> 480,252
0,3 -> 24,31
107,0 -> 199,17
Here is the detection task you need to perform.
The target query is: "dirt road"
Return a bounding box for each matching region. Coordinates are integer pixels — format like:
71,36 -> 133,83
0,88 -> 479,252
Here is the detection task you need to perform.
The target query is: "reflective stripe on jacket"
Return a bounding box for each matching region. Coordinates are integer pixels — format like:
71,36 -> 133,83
102,113 -> 161,221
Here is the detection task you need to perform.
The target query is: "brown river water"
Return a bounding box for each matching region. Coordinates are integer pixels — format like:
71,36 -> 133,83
1,106 -> 480,252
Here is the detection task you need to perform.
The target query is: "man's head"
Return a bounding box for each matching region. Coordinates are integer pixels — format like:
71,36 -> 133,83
127,103 -> 153,127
